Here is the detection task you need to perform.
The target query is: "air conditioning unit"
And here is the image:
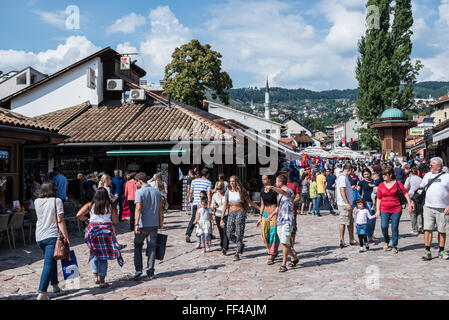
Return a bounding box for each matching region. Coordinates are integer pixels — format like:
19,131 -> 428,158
130,89 -> 146,101
106,79 -> 123,91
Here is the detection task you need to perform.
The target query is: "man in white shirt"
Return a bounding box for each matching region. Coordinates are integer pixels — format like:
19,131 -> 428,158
336,163 -> 357,249
420,157 -> 449,260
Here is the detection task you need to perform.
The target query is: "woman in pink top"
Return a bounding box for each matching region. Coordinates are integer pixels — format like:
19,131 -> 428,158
124,172 -> 137,231
375,167 -> 414,254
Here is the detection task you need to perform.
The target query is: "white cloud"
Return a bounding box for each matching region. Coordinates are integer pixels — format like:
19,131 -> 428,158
34,9 -> 67,29
438,0 -> 449,28
0,36 -> 101,74
122,6 -> 191,80
106,13 -> 146,34
200,0 -> 363,90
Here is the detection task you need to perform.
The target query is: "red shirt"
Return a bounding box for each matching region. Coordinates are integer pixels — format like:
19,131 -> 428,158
377,181 -> 407,213
287,182 -> 301,216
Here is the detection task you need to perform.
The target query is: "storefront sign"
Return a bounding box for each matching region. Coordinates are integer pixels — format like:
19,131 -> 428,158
120,56 -> 130,70
410,128 -> 424,136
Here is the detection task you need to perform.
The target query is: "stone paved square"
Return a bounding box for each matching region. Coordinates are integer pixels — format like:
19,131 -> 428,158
0,209 -> 447,300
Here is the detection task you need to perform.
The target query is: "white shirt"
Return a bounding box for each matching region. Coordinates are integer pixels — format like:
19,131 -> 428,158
420,172 -> 449,208
34,198 -> 64,242
89,204 -> 112,223
227,191 -> 242,203
149,181 -> 167,196
335,168 -> 342,177
353,208 -> 375,225
211,192 -> 226,217
336,174 -> 353,206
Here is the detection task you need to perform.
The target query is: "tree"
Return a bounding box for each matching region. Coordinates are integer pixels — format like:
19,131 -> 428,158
355,0 -> 422,151
163,40 -> 233,107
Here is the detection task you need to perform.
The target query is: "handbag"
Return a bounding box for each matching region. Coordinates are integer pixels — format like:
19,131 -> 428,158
61,250 -> 79,280
395,181 -> 407,209
53,198 -> 71,261
412,172 -> 445,206
155,233 -> 168,260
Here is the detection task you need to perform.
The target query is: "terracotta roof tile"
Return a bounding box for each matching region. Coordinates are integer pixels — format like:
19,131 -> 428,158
0,107 -> 58,133
34,103 -> 229,143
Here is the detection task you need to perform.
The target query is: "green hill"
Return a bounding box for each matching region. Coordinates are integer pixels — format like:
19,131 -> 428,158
228,81 -> 449,103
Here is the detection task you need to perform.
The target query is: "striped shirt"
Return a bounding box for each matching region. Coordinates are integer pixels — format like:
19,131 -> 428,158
191,178 -> 212,205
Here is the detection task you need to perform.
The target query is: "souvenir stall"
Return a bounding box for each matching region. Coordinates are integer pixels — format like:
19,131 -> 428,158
290,147 -> 332,180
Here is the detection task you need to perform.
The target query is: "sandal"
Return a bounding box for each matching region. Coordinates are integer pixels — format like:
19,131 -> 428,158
350,240 -> 359,246
93,275 -> 100,285
288,258 -> 299,268
267,255 -> 275,265
279,265 -> 288,272
99,282 -> 110,288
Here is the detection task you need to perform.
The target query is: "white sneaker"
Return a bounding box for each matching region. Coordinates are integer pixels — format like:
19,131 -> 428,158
36,293 -> 48,300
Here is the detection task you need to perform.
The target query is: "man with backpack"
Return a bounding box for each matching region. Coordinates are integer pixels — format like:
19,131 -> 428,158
420,157 -> 449,260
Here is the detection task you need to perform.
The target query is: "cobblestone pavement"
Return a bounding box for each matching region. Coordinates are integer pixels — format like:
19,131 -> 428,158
0,209 -> 448,300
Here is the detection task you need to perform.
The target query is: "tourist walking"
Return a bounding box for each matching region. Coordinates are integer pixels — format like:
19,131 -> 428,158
419,157 -> 449,260
125,172 -> 137,231
257,175 -> 280,265
221,175 -> 260,261
375,167 -> 414,254
286,172 -> 301,252
77,188 -> 123,288
309,174 -> 318,216
325,168 -> 337,210
336,163 -> 357,249
317,169 -> 336,216
394,162 -> 407,185
34,182 -> 70,300
214,173 -> 229,192
186,169 -> 212,243
353,199 -> 376,253
194,198 -> 214,254
211,181 -> 229,255
132,172 -> 163,280
266,174 -> 299,272
300,172 -> 310,215
111,169 -> 125,221
52,167 -> 68,202
357,169 -> 376,242
404,166 -> 423,235
149,173 -> 168,212
82,174 -> 98,205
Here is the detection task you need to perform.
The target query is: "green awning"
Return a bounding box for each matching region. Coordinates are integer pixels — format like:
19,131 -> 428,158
106,149 -> 186,157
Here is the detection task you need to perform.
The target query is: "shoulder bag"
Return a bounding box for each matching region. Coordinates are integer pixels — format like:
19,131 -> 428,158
412,172 -> 445,206
53,198 -> 71,261
395,181 -> 407,209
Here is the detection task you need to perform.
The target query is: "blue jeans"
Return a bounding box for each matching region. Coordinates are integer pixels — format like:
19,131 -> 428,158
317,193 -> 335,215
90,256 -> 108,277
381,211 -> 402,248
311,197 -> 318,215
37,237 -> 59,293
366,201 -> 376,238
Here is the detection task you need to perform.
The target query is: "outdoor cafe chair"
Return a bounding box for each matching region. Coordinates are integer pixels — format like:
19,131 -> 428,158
8,212 -> 26,248
0,214 -> 12,249
26,209 -> 38,243
63,200 -> 82,234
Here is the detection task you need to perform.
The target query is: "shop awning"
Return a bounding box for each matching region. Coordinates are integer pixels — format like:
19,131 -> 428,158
106,149 -> 186,157
433,127 -> 449,143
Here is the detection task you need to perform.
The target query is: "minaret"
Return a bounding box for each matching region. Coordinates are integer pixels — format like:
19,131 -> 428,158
250,99 -> 255,110
264,78 -> 270,120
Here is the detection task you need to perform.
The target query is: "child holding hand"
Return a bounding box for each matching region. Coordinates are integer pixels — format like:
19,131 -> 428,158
194,198 -> 214,254
353,198 -> 376,252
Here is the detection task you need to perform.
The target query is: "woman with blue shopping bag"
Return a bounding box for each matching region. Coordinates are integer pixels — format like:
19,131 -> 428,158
34,182 -> 71,300
77,188 -> 123,288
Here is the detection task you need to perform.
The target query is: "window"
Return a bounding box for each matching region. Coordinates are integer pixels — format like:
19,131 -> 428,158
0,147 -> 11,173
445,112 -> 447,119
16,73 -> 27,85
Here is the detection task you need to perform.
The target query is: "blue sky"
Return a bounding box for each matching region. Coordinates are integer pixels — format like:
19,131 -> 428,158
0,0 -> 447,90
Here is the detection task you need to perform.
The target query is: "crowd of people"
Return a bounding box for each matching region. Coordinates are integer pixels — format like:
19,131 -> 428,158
30,154 -> 449,299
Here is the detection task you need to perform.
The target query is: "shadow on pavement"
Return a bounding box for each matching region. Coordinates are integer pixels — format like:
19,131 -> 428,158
155,264 -> 226,279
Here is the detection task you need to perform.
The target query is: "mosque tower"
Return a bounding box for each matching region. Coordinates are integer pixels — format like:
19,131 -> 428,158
264,78 -> 270,120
